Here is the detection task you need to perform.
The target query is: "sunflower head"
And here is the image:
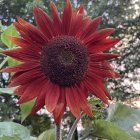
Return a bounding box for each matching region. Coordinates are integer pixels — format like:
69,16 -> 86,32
40,35 -> 88,86
1,0 -> 120,124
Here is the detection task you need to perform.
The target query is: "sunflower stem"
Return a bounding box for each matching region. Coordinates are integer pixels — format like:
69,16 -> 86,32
67,117 -> 80,140
55,123 -> 62,140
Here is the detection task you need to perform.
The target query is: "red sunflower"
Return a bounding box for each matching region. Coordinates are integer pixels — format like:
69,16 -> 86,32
1,0 -> 120,124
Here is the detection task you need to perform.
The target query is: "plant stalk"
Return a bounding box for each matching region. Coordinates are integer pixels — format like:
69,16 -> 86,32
67,117 -> 81,140
55,123 -> 62,140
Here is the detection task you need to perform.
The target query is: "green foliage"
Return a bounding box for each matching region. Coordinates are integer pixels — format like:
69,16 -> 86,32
92,120 -> 136,140
0,24 -> 20,66
20,99 -> 36,122
37,129 -> 55,140
29,114 -> 51,136
30,137 -> 37,140
107,103 -> 140,139
0,122 -> 30,140
1,24 -> 18,48
0,136 -> 21,140
0,87 -> 16,94
82,96 -> 106,128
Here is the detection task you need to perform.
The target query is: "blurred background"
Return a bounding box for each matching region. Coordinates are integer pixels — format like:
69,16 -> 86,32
0,0 -> 140,139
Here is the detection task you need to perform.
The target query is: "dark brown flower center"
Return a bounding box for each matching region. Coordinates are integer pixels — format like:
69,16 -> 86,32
40,36 -> 88,87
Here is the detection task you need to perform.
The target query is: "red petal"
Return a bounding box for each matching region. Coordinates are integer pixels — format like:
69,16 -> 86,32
18,77 -> 46,103
84,28 -> 115,45
14,84 -> 28,96
76,4 -> 84,15
14,18 -> 47,44
9,71 -> 24,83
9,68 -> 44,87
89,61 -> 114,70
89,67 -> 120,79
80,16 -> 102,39
53,106 -> 65,125
68,14 -> 83,36
1,62 -> 39,72
31,81 -> 49,114
86,67 -> 104,81
65,87 -> 81,118
90,53 -> 119,61
3,48 -> 40,62
61,0 -> 72,34
31,97 -> 44,114
69,14 -> 92,36
76,16 -> 92,37
84,78 -> 109,104
45,82 -> 60,112
33,6 -> 56,39
88,61 -> 120,79
97,81 -> 111,100
87,38 -> 120,53
53,88 -> 66,124
50,2 -> 62,35
8,36 -> 42,52
74,85 -> 93,117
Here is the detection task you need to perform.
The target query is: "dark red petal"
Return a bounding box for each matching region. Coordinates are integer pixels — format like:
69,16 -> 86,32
8,36 -> 42,52
97,81 -> 111,100
9,68 -> 44,87
31,97 -> 44,114
76,16 -> 92,37
31,81 -> 49,114
53,106 -> 65,125
76,4 -> 84,15
89,61 -> 114,70
1,62 -> 39,72
86,67 -> 104,81
89,68 -> 120,79
50,2 -> 62,35
61,0 -> 72,34
9,71 -> 24,83
75,85 -> 93,117
88,61 -> 120,79
68,14 -> 83,36
33,6 -> 56,39
14,18 -> 47,44
3,48 -> 40,62
90,53 -> 120,61
53,88 -> 66,124
45,82 -> 60,112
84,78 -> 109,104
18,87 -> 38,104
84,28 -> 115,45
18,77 -> 46,103
14,84 -> 28,96
87,38 -> 120,53
65,87 -> 81,118
80,16 -> 102,39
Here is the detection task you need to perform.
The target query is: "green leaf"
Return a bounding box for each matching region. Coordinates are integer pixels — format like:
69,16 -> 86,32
1,24 -> 19,48
0,136 -> 21,140
8,58 -> 21,67
0,122 -> 30,140
0,87 -> 16,94
107,103 -> 140,139
20,99 -> 36,122
0,22 -> 5,32
30,137 -> 37,140
37,129 -> 55,140
92,120 -> 136,140
0,57 -> 9,69
1,24 -> 20,66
